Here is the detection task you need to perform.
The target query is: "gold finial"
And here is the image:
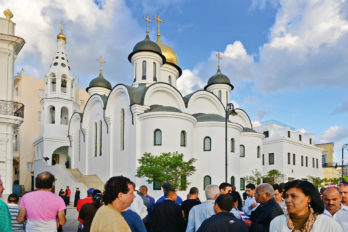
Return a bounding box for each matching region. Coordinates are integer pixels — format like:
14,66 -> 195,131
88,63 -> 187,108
57,21 -> 66,41
97,57 -> 105,73
216,52 -> 222,69
3,9 -> 13,20
143,15 -> 152,35
153,14 -> 164,42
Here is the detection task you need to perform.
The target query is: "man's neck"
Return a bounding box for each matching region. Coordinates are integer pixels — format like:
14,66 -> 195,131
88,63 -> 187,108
111,200 -> 123,213
343,201 -> 348,206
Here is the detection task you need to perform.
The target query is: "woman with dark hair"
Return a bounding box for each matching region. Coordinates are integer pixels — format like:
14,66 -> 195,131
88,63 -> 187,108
270,180 -> 343,231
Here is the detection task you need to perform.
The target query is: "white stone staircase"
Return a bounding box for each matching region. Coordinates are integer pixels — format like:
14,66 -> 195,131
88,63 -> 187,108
68,169 -> 104,191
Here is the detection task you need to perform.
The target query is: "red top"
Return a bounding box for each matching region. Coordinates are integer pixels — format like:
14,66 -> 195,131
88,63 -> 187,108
76,197 -> 93,223
65,188 -> 71,197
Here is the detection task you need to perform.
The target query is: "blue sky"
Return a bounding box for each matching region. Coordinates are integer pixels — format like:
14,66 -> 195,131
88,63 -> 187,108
2,0 -> 348,161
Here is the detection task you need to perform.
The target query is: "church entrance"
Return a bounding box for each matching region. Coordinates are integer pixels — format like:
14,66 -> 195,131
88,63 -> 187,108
51,146 -> 70,169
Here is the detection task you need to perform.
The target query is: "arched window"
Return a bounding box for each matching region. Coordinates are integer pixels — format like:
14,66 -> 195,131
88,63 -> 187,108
230,138 -> 235,152
257,146 -> 260,158
168,75 -> 172,85
153,62 -> 157,81
203,175 -> 211,190
240,178 -> 245,190
61,76 -> 67,93
99,120 -> 102,156
226,92 -> 228,105
134,62 -> 137,81
120,109 -> 125,150
60,107 -> 68,125
218,90 -> 222,100
180,130 -> 186,147
49,106 -> 55,124
142,60 -> 146,80
203,136 -> 211,151
240,145 -> 245,157
154,129 -> 162,146
230,176 -> 235,186
94,122 -> 97,157
51,77 -> 56,92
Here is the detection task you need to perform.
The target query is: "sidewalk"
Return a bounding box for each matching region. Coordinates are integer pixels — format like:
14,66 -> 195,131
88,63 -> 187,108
62,205 -> 79,232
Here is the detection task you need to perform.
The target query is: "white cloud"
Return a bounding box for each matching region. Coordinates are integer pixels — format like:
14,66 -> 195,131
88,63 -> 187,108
318,126 -> 348,143
252,121 -> 262,127
177,41 -> 254,96
255,0 -> 348,92
2,0 -> 142,87
176,69 -> 204,96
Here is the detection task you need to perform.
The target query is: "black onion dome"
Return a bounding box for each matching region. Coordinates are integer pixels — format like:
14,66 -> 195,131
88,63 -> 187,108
204,68 -> 234,90
128,35 -> 166,63
86,72 -> 112,91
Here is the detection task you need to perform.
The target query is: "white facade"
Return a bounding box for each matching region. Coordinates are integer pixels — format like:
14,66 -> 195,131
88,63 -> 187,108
67,33 -> 265,198
33,29 -> 90,194
25,24 -> 323,198
0,11 -> 25,195
254,121 -> 323,181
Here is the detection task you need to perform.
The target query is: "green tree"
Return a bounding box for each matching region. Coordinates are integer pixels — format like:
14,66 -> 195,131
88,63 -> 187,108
307,176 -> 323,189
263,169 -> 285,184
244,169 -> 263,185
136,152 -> 196,191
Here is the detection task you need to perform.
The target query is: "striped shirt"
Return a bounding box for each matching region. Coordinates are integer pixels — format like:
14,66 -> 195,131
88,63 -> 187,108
7,204 -> 25,231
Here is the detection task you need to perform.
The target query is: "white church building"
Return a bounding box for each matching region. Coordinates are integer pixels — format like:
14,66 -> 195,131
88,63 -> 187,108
31,19 -> 322,197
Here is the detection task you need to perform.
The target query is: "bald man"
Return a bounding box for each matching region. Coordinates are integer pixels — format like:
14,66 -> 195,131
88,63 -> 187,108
245,183 -> 283,232
339,184 -> 348,209
323,187 -> 348,231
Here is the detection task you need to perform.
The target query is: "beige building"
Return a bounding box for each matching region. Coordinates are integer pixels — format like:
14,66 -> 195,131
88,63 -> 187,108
13,70 -> 89,192
316,142 -> 340,179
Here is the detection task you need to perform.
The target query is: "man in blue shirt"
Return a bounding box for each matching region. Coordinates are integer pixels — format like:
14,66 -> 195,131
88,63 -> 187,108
156,183 -> 182,205
197,194 -> 248,232
186,184 -> 220,232
139,185 -> 155,231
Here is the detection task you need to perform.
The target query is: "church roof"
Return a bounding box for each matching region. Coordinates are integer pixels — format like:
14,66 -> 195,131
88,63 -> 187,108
193,113 -> 227,122
242,127 -> 257,133
147,105 -> 182,113
128,35 -> 165,63
87,72 -> 112,91
126,84 -> 148,105
205,68 -> 234,90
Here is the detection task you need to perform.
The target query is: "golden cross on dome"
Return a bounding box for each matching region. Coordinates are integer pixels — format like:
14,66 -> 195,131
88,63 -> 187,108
60,21 -> 64,33
216,52 -> 222,69
143,15 -> 152,35
97,57 -> 105,73
153,14 -> 164,39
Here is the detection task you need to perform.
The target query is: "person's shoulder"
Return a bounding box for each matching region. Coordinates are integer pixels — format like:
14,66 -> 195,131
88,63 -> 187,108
0,199 -> 8,208
270,214 -> 286,226
316,214 -> 343,227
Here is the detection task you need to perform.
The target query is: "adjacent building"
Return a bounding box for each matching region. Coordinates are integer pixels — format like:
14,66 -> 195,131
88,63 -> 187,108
0,10 -> 25,195
254,121 -> 323,181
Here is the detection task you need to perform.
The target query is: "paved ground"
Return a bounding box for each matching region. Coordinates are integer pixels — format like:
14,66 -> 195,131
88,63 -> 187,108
62,206 -> 79,232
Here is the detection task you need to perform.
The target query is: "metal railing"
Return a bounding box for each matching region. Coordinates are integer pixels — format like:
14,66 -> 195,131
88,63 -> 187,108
0,100 -> 24,118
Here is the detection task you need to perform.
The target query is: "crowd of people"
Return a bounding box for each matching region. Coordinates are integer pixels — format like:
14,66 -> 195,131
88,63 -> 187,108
0,172 -> 348,232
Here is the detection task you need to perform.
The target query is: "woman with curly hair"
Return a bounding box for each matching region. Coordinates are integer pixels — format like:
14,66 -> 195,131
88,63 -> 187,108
270,180 -> 343,232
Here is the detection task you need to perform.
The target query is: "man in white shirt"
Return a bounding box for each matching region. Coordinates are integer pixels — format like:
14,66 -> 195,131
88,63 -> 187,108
339,184 -> 348,210
129,182 -> 148,219
323,187 -> 348,231
243,183 -> 258,216
186,185 -> 220,232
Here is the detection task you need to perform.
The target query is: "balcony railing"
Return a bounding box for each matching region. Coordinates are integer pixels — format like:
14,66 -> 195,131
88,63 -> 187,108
0,100 -> 24,118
